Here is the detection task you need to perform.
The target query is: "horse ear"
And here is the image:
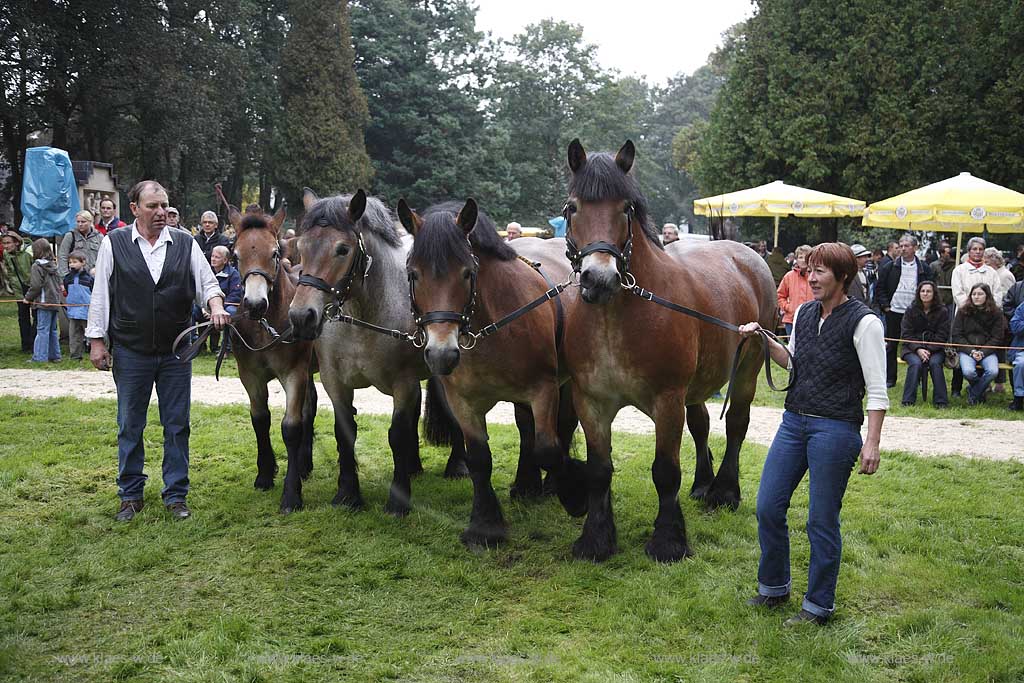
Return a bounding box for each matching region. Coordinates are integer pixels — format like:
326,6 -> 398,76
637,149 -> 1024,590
397,198 -> 423,236
568,138 -> 587,173
615,140 -> 635,174
302,188 -> 319,210
228,206 -> 243,230
456,198 -> 478,236
269,203 -> 286,235
349,189 -> 367,222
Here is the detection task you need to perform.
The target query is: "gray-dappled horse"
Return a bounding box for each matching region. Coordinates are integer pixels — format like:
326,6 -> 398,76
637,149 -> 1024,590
286,190 -> 466,515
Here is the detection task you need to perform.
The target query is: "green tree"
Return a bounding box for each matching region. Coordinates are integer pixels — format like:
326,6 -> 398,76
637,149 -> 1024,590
273,0 -> 371,209
349,0 -> 513,214
694,0 -> 1024,243
488,20 -> 608,223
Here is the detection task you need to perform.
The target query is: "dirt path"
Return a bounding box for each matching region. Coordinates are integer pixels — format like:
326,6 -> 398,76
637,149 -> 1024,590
2,369 -> 1021,463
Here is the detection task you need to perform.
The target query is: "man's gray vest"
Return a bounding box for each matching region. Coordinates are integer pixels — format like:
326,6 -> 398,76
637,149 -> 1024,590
109,228 -> 195,355
785,298 -> 875,424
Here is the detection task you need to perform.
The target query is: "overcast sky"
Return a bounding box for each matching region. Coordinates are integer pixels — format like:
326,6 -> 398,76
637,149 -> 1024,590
473,0 -> 755,84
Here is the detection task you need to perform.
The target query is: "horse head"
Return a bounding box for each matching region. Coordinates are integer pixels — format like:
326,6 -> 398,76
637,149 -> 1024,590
231,203 -> 286,320
288,188 -> 368,340
399,197 -> 480,376
565,138 -> 659,304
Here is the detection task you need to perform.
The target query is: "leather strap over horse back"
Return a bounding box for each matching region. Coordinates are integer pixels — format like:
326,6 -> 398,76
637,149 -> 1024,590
515,255 -> 565,351
626,281 -> 796,419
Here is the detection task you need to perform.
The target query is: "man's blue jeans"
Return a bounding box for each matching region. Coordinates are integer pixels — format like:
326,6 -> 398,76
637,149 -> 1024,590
1012,353 -> 1024,398
755,410 -> 862,618
112,345 -> 192,504
958,352 -> 998,403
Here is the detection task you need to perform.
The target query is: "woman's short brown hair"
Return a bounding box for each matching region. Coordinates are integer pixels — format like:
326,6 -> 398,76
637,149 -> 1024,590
807,242 -> 858,293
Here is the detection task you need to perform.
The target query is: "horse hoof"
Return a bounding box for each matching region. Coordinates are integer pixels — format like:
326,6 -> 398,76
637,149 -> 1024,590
460,523 -> 508,548
703,488 -> 741,512
571,534 -> 618,562
689,484 -> 711,502
444,458 -> 470,479
384,497 -> 411,518
279,502 -> 303,515
541,472 -> 558,497
253,475 -> 275,491
645,535 -> 693,563
509,481 -> 544,501
331,492 -> 364,511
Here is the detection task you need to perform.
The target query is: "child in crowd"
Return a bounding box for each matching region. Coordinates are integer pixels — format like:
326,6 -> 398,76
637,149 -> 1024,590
63,250 -> 94,361
23,238 -> 63,363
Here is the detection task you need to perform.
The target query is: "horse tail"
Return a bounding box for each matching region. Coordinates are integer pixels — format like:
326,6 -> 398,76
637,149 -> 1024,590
423,377 -> 459,446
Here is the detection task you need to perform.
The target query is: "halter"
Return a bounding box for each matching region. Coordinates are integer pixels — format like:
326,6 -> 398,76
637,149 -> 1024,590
407,244 -> 479,350
563,200 -> 635,281
240,245 -> 281,292
297,232 -> 372,319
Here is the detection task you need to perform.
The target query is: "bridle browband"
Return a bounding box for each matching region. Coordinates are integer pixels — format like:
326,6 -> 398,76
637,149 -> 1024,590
563,199 -> 635,283
297,232 -> 372,318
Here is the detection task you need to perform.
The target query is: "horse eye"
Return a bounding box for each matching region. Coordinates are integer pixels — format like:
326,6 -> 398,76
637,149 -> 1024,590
567,202 -> 578,213
408,270 -> 419,281
463,269 -> 472,280
336,243 -> 351,256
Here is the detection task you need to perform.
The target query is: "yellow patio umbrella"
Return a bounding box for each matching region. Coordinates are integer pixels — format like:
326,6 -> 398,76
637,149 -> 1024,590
694,180 -> 866,247
862,172 -> 1024,258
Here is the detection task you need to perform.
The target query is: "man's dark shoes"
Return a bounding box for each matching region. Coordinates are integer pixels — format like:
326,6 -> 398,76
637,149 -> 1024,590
746,593 -> 790,609
784,609 -> 829,627
166,501 -> 191,520
115,499 -> 143,522
1009,397 -> 1023,411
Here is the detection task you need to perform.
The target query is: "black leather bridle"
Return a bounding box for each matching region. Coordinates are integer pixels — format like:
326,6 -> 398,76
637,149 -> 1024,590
239,246 -> 281,294
563,199 -> 635,282
297,233 -> 371,319
407,247 -> 479,349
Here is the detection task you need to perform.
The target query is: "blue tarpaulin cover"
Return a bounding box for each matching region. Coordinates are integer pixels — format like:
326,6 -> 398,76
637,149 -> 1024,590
19,146 -> 80,238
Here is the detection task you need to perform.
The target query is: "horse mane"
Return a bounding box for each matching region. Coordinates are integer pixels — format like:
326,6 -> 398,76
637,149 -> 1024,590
411,201 -> 515,277
239,213 -> 269,232
298,193 -> 401,248
568,152 -> 662,250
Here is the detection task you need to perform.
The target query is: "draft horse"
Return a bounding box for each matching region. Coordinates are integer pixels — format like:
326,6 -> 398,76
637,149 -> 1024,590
287,190 -> 466,515
560,139 -> 777,562
398,198 -> 581,547
227,203 -> 318,500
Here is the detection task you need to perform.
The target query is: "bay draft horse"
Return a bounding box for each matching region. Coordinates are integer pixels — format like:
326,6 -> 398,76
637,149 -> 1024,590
560,139 -> 777,562
286,190 -> 467,515
228,204 -> 318,503
397,198 -> 582,547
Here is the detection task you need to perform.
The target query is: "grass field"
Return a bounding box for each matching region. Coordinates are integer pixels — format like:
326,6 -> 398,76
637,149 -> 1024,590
2,397 -> 1022,682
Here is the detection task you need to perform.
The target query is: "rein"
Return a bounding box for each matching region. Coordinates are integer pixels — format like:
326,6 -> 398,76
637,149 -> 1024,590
623,279 -> 795,418
172,314 -> 296,379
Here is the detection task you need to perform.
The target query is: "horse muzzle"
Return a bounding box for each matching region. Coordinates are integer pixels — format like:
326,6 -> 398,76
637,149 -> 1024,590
579,260 -> 620,305
423,329 -> 461,376
243,296 -> 268,320
288,306 -> 324,341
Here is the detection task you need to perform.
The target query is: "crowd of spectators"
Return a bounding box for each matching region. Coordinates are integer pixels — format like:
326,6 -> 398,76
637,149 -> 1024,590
0,202 -> 240,361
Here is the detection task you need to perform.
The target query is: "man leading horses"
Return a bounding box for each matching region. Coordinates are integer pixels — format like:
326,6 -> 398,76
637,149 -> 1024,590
739,242 -> 888,627
86,180 -> 230,522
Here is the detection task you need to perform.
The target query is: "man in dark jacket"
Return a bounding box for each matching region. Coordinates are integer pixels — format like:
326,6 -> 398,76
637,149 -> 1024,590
930,241 -> 956,307
875,235 -> 930,386
195,210 -> 232,262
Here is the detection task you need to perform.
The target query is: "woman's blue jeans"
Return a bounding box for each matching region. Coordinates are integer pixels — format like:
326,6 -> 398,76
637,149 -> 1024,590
958,352 -> 998,403
755,410 -> 862,618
